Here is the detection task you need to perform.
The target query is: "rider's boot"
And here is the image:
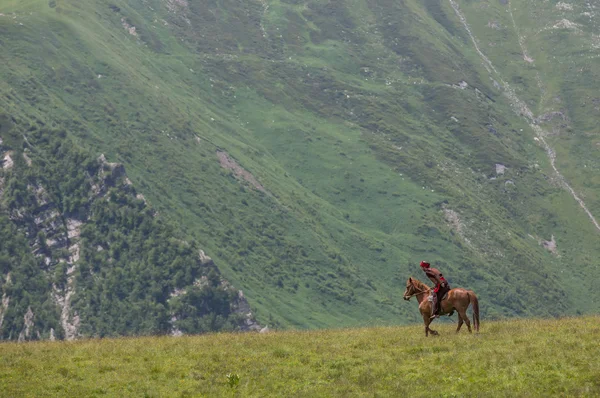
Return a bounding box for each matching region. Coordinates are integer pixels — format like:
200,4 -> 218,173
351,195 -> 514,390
430,296 -> 438,319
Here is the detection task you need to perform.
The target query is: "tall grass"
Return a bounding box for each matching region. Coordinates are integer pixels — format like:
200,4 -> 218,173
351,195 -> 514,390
1,316 -> 598,397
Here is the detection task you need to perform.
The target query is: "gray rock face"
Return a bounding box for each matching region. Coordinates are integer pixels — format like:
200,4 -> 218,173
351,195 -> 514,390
234,290 -> 262,332
18,307 -> 34,342
541,235 -> 558,255
495,164 -> 506,175
0,280 -> 10,331
1,152 -> 14,170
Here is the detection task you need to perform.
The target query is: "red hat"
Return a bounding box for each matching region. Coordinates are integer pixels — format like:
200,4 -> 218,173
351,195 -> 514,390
420,261 -> 430,268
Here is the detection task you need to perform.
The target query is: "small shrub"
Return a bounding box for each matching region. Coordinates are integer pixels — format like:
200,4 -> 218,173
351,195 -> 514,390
226,373 -> 240,388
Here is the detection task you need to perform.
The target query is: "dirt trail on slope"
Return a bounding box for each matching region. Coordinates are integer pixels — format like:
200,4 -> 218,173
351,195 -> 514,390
448,0 -> 600,233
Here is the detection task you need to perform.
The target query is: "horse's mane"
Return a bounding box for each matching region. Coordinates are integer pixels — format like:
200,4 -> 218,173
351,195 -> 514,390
410,278 -> 431,291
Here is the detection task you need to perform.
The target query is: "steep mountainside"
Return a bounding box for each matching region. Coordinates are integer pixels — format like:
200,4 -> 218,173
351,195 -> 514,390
1,0 -> 599,337
0,115 -> 257,339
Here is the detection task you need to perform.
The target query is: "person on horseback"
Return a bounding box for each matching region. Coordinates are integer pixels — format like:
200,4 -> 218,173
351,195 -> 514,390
420,261 -> 450,319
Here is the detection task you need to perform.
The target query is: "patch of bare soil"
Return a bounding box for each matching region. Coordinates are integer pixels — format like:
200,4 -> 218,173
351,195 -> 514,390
217,151 -> 267,193
541,235 -> 558,255
442,204 -> 472,247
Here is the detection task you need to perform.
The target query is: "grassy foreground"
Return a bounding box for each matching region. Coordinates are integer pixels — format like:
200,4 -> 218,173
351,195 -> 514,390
0,317 -> 599,397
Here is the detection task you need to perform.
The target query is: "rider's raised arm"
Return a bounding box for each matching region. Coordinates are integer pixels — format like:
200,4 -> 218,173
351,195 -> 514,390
425,268 -> 443,285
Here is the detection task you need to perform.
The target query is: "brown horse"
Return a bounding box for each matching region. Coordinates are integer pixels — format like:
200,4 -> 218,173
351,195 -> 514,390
403,277 -> 480,336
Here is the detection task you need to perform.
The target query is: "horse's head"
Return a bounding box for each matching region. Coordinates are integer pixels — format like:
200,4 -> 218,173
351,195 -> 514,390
403,277 -> 416,301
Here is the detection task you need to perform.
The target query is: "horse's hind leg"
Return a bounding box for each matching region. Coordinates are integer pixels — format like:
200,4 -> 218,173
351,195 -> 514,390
455,314 -> 464,333
457,308 -> 471,333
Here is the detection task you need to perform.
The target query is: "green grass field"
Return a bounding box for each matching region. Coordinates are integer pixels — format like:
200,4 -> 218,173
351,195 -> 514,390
1,316 -> 598,397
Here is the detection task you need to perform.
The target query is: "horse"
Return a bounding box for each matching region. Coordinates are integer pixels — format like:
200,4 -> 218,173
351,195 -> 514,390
403,277 -> 480,336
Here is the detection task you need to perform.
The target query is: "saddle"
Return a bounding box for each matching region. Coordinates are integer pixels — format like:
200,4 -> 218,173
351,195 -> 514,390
428,291 -> 449,302
428,291 -> 453,316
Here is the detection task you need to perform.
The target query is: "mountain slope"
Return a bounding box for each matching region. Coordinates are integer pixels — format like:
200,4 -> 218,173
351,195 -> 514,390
1,0 -> 599,336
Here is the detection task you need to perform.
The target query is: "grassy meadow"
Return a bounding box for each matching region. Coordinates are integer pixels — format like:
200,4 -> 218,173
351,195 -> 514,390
1,316 -> 599,397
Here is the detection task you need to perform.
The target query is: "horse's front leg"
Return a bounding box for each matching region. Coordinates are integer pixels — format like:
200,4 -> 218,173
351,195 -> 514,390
423,314 -> 438,336
422,314 -> 431,336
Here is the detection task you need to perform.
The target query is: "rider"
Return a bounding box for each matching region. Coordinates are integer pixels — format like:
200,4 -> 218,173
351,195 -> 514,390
420,261 -> 450,319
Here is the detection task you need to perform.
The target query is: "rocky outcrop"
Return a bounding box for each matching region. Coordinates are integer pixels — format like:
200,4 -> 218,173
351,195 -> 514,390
555,2 -> 574,11
66,218 -> 82,240
23,152 -> 32,167
495,164 -> 507,176
234,290 -> 262,332
196,251 -> 260,330
553,19 -> 580,30
53,285 -> 80,340
1,151 -> 14,170
167,249 -> 262,335
0,294 -> 8,331
121,17 -> 138,36
541,235 -> 558,256
0,273 -> 10,331
198,249 -> 212,264
17,307 -> 34,342
96,154 -> 127,192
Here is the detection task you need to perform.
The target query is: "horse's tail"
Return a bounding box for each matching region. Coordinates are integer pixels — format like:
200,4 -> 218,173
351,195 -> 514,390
468,291 -> 480,332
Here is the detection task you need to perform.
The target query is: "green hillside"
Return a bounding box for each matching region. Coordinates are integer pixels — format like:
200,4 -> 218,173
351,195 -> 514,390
0,316 -> 599,396
1,0 -> 600,337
